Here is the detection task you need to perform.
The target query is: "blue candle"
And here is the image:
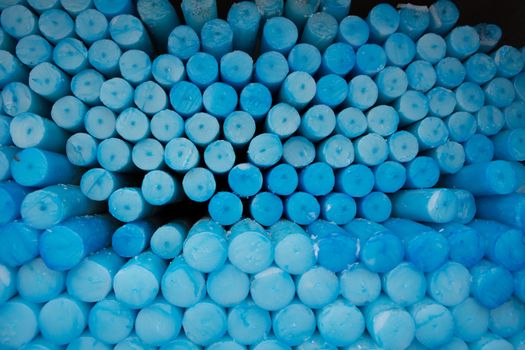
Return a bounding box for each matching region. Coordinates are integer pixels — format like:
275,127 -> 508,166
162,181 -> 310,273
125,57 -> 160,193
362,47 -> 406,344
432,223 -> 483,268
202,82 -> 238,119
66,248 -> 124,302
142,169 -> 182,205
383,33 -> 416,68
366,3 -> 399,43
183,219 -> 227,273
0,264 -> 16,304
38,9 -> 75,44
208,191 -> 243,226
415,33 -> 446,64
336,164 -> 374,197
465,134 -> 494,164
15,35 -> 52,69
465,53 -> 497,85
493,45 -> 524,78
279,72 -> 316,111
134,297 -> 182,346
429,140 -> 466,174
428,0 -> 459,34
265,163 -> 298,196
4,83 -> 46,121
71,69 -> 104,106
398,4 -> 430,40
321,42 -> 356,76
514,72 -> 525,100
182,300 -> 227,347
392,189 -> 457,223
226,1 -> 261,54
136,0 -> 179,50
150,110 -> 184,143
339,263 -> 381,306
301,12 -> 337,52
0,220 -> 40,266
181,0 -> 217,33
298,162 -> 334,196
0,50 -> 27,89
65,133 -> 97,169
272,301 -> 316,346
373,161 -> 406,193
284,191 -> 320,225
407,116 -> 448,150
186,52 -> 218,89
317,299 -> 365,347
450,189 -> 477,224
228,300 -> 271,346
249,191 -> 283,226
159,336 -> 201,350
299,104 -> 336,142
223,111 -> 256,147
88,39 -> 122,77
16,257 -> 63,304
475,23 -> 502,53
0,297 -> 40,348
228,229 -> 273,274
337,15 -> 370,49
108,187 -> 154,222
116,107 -> 150,143
314,74 -> 348,108
375,66 -> 408,103
282,136 -> 316,168
335,107 -> 367,139
409,298 -> 455,348
132,138 -> 164,171
231,218 -> 265,237
427,261 -> 471,307
112,220 -> 156,258
442,160 -> 519,195
317,134 -> 354,169
455,82 -> 485,114
93,0 -> 132,17
471,260 -> 514,308
283,0 -> 319,29
404,156 -> 440,188
150,221 -> 187,259
255,0 -> 284,18
134,81 -> 168,115
272,224 -> 315,275
255,51 -> 289,92
476,193 -> 525,230
161,256 -> 206,307
320,192 -> 356,225
342,335 -> 378,350
265,103 -> 300,139
151,54 -> 185,89
109,14 -> 152,53
10,112 -> 69,152
247,133 -> 283,168
169,83 -> 202,119
492,129 -> 525,161
345,75 -> 378,111
0,27 -> 14,52
220,51 -> 253,90
119,50 -> 152,85
426,86 -> 456,117
113,251 -> 167,309
237,83 -> 272,121
357,191 -> 392,223
320,0 -> 351,21
485,77 -> 516,108
354,133 -> 388,166
53,38 -> 88,75
75,9 -> 109,44
287,43 -> 321,75
511,332 -> 525,350
227,163 -> 263,197
50,96 -> 87,132
184,112 -> 220,147
366,105 -> 399,137
383,218 -> 449,272
383,262 -> 426,306
66,332 -> 112,350
201,19 -> 233,59
0,5 -> 39,39
252,339 -> 291,350
0,182 -> 26,224
406,60 -> 436,92
445,25 -> 480,60
0,146 -> 18,181
28,62 -> 71,102
504,101 -> 525,129
88,294 -> 137,344
344,218 -> 405,273
435,57 -> 466,89
97,138 -> 134,172
99,78 -> 134,113
394,90 -> 429,126
167,25 -> 200,61
11,148 -> 82,187
488,298 -> 525,338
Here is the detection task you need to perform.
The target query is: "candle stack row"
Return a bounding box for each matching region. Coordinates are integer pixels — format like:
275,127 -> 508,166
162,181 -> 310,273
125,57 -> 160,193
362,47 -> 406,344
0,0 -> 524,349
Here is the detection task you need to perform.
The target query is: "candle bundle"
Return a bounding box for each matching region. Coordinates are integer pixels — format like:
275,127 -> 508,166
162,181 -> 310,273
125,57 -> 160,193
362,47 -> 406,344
0,0 -> 525,349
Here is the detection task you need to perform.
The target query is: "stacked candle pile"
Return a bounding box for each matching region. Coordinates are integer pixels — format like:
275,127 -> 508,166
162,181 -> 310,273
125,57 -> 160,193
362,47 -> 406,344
0,0 -> 525,348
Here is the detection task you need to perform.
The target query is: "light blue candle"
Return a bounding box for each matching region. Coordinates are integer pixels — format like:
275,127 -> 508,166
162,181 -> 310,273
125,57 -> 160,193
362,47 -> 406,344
272,300 -> 316,346
404,156 -> 440,188
66,248 -> 124,302
320,0 -> 351,21
465,134 -> 494,163
398,4 -> 429,40
151,54 -> 185,90
344,218 -> 404,273
93,0 -> 132,17
426,86 -> 456,117
455,82 -> 485,113
0,181 -> 28,224
184,112 -> 220,147
485,77 -> 516,108
159,336 -> 200,350
181,0 -> 217,34
446,25 -> 480,60
219,51 -> 253,90
228,229 -> 272,273
201,19 -> 233,59
493,45 -> 524,78
317,134 -> 354,169
247,133 -> 283,168
492,129 -> 525,161
88,39 -> 122,77
287,43 -> 321,75
186,52 -> 218,89
182,300 -> 227,347
373,161 -> 406,193
3,83 -> 47,119
475,23 -> 502,53
134,297 -> 182,346
169,82 -> 202,119
383,218 -> 449,272
450,189 -> 477,224
202,82 -> 238,119
0,146 -> 18,181
366,3 -> 400,42
282,136 -> 316,168
301,12 -> 337,52
134,81 -> 168,115
71,69 -> 104,106
132,138 -> 164,171
97,138 -> 134,172
88,294 -> 137,344
223,111 -> 256,147
116,107 -> 150,142
0,220 -> 40,266
238,83 -> 272,120
150,109 -> 184,142
409,298 -> 455,348
142,169 -> 182,205
0,264 -> 16,304
335,164 -> 374,197
354,133 -> 388,166
298,162 -> 334,196
231,218 -> 265,237
10,113 -> 68,152
226,1 -> 261,54
283,0 -> 319,29
284,192 -> 320,225
357,191 -> 391,222
161,256 -> 206,307
488,297 -> 525,338
429,140 -> 466,174
415,33 -> 446,64
407,116 -> 448,150
28,62 -> 71,102
436,57 -> 466,89
317,299 -> 365,347
51,96 -> 87,132
136,0 -> 178,50
66,133 -> 98,167
465,53 -> 497,85
206,263 -> 249,308
38,9 -> 74,44
65,332 -> 112,350
15,35 -> 53,69
279,72 -> 315,111
163,137 -> 199,173
452,297 -> 488,341
471,334 -> 515,350
252,339 -> 291,350
109,14 -> 152,53
99,78 -> 134,113
183,218 -> 227,272
167,25 -> 200,61
394,90 -> 429,126
321,193 -> 356,225
251,265 -> 296,311
366,105 -> 399,137
427,261 -> 471,306
337,15 -> 369,49
383,33 -> 416,68
476,193 -> 525,230
515,71 -> 525,100
428,0 -> 459,34
375,66 -> 408,103
256,0 -> 284,18
299,104 -> 336,142
383,262 -> 426,306
272,224 -> 315,275
471,260 -> 514,308
335,107 -> 367,139
504,101 -> 525,129
53,38 -> 88,75
255,51 -> 290,93
339,263 -> 381,306
322,43 -> 356,77
265,163 -> 298,197
119,50 -> 152,86
1,5 -> 39,39
345,75 -> 378,110
265,103 -> 300,139
74,9 -> 108,44
112,220 -> 156,258
406,60 -> 436,92
511,331 -> 525,350
149,221 -> 187,259
344,335 -> 379,350
0,297 -> 40,348
250,191 -> 283,226
0,50 -> 27,89
228,300 -> 271,346
314,74 -> 347,108
16,257 -> 65,303
108,187 -> 154,222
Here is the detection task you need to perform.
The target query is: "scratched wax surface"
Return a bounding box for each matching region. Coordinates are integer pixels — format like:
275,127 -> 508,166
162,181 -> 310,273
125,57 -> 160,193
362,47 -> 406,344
0,0 -> 525,349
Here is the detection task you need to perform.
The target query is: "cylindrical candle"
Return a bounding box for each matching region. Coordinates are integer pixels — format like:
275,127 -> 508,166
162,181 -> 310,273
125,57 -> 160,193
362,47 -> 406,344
228,230 -> 273,274
208,191 -> 243,226
317,299 -> 365,347
373,160 -> 406,193
119,49 -> 152,85
485,77 -> 516,108
375,66 -> 408,103
445,25 -> 480,60
272,223 -> 315,275
1,5 -> 39,39
398,4 -> 429,40
38,9 -> 75,44
255,0 -> 284,18
97,137 -> 134,172
88,39 -> 122,77
227,300 -> 271,346
75,9 -> 109,44
316,134 -> 354,169
345,75 -> 378,111
249,192 -> 283,226
426,86 -> 456,118
219,50 -> 253,90
432,223 -> 484,267
383,262 -> 426,306
132,138 -> 164,171
287,43 -> 321,75
301,12 -> 337,52
151,55 -> 185,89
161,256 -> 206,308
0,264 -> 16,305
357,191 -> 392,223
366,3 -> 400,43
136,0 -> 179,50
272,301 -> 316,346
99,78 -> 134,112
53,38 -> 88,75
0,221 -> 40,267
150,110 -> 184,143
0,50 -> 27,89
283,0 -> 319,29
226,1 -> 261,54
150,221 -> 187,260
428,0 -> 459,34
3,82 -> 49,117
182,300 -> 227,347
109,187 -> 154,222
71,69 -> 105,106
65,133 -> 98,167
320,0 -> 352,22
201,19 -> 233,60
471,260 -> 514,308
391,188 -> 458,223
115,107 -> 150,142
465,53 -> 497,85
0,146 -> 17,181
321,42 -> 357,76
384,33 -> 416,68
464,134 -> 494,164
112,220 -> 156,258
435,57 -> 466,89
181,0 -> 217,33
15,35 -> 53,69
428,261 -> 471,307
16,257 -> 66,303
50,96 -> 87,132
404,156 -> 440,188
314,74 -> 348,108
406,60 -> 436,92
336,164 -> 374,198
88,294 -> 137,345
0,297 -> 40,349
135,297 -> 182,346
339,263 -> 381,306
354,133 -> 388,166
409,298 -> 455,348
109,14 -> 152,53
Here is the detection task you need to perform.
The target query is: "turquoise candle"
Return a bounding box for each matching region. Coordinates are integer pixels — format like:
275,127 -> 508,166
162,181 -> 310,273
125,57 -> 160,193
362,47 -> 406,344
383,218 -> 449,272
284,0 -> 319,29
345,75 -> 378,111
384,33 -> 416,68
428,0 -> 459,34
249,191 -> 283,226
476,193 -> 525,230
416,33 -> 446,64
97,138 -> 134,172
465,134 -> 494,163
93,0 -> 132,18
108,187 -> 154,222
427,261 -> 471,307
228,300 -> 271,346
223,111 -> 255,147
375,66 -> 408,103
51,96 -> 87,132
0,221 -> 40,266
184,112 -> 220,147
354,133 -> 388,166
161,257 -> 206,307
446,25 -> 480,60
383,262 -> 426,306
134,81 -> 168,115
0,264 -> 16,304
116,107 -> 150,142
406,60 -> 436,92
272,223 -> 315,275
3,83 -> 47,120
220,51 -> 253,90
239,83 -> 272,120
204,140 -> 236,173
88,39 -> 122,77
342,336 -> 377,350
279,71 -> 315,111
426,86 -> 456,118
265,163 -> 298,196
150,221 -> 187,259
476,23 -> 502,53
409,298 -> 455,348
492,129 -> 525,161
75,9 -> 109,44
0,146 -> 18,181
228,229 -> 273,274
394,90 -> 429,126
100,78 -> 134,112
336,164 -> 374,197
366,3 -> 399,42
0,297 -> 40,349
284,191 -> 320,225
134,297 -> 182,346
432,223 -> 483,267
320,0 -> 351,21
471,334 -> 515,350
511,332 -> 525,350
334,108 -> 366,139
247,133 -> 282,168
150,110 -> 184,142
66,133 -> 99,167
373,161 -> 406,193
183,219 -> 227,273
451,297 -> 489,342
0,50 -> 27,89
314,74 -> 347,108
182,300 -> 227,346
88,294 -> 137,344
287,43 -> 321,75
109,14 -> 152,53
207,263 -> 249,307
227,163 -> 262,197
435,57 -> 466,89
132,138 -> 165,171
366,105 -> 399,137
208,191 -> 242,225
201,19 -> 233,59
167,25 -> 200,61
151,54 -> 185,89
181,0 -> 217,33
16,257 -> 64,304
407,116 -> 448,150
38,9 -> 74,44
136,0 -> 179,50
159,336 -> 200,350
357,191 -> 392,223
251,266 -> 295,311
272,301 -> 316,346
404,156 -> 440,188
119,50 -> 152,85
471,260 -> 514,308
493,45 -> 524,78
71,69 -> 104,106
203,82 -> 238,119
256,0 -> 284,18
15,35 -> 52,69
1,5 -> 39,39
317,299 -> 365,347
321,42 -> 356,76
337,16 -> 369,49
317,134 -> 354,169
112,220 -> 156,258
299,162 -> 334,196
455,82 -> 485,113
398,4 -> 429,40
465,53 -> 497,85
429,140 -> 466,174
339,263 -> 381,306
485,77 -> 516,108
186,52 -> 218,89
301,12 -> 337,52
282,136 -> 316,168
488,297 -> 525,338
66,248 -> 125,302
226,1 -> 261,54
